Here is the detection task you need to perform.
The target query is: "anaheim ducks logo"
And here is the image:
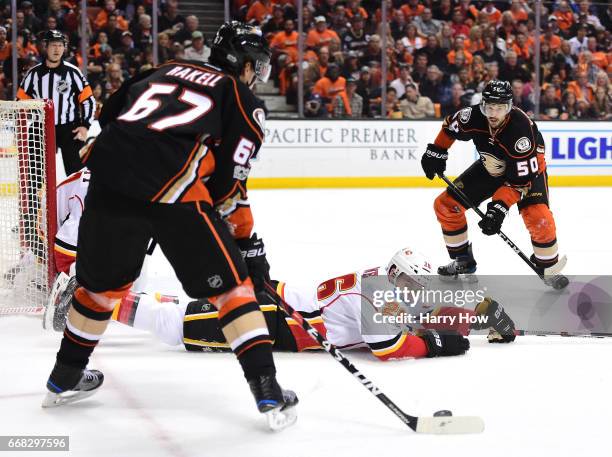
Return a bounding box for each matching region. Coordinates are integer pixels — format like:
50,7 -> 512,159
479,152 -> 506,177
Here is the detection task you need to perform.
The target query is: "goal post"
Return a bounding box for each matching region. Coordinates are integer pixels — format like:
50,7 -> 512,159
0,99 -> 57,314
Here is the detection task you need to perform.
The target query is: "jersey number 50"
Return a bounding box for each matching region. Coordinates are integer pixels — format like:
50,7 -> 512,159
118,83 -> 213,131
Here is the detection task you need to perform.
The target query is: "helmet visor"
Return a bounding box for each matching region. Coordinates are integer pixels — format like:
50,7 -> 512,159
480,100 -> 512,117
255,57 -> 271,83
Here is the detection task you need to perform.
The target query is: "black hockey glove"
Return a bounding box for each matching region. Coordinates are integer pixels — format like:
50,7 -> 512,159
236,233 -> 270,293
421,143 -> 448,180
420,329 -> 470,357
473,297 -> 516,343
478,200 -> 508,235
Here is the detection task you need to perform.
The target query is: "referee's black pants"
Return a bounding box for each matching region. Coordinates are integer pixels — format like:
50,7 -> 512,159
56,122 -> 86,175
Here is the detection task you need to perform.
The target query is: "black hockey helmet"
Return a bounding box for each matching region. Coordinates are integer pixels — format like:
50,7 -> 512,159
42,30 -> 67,46
209,21 -> 271,84
480,79 -> 513,115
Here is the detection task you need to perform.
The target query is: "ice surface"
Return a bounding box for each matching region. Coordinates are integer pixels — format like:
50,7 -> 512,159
1,187 -> 611,457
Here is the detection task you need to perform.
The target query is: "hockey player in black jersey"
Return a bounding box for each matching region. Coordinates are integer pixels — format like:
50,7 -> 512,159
42,22 -> 298,430
421,80 -> 565,283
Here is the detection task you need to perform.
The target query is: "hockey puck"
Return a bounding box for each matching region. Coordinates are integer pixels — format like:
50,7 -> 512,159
552,275 -> 569,290
434,410 -> 453,417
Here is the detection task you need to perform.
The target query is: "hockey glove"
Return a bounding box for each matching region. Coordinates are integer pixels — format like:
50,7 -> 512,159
420,329 -> 470,357
478,200 -> 508,235
473,297 -> 516,343
236,233 -> 270,293
421,143 -> 448,180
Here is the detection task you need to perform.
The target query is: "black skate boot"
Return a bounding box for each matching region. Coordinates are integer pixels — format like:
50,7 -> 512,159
42,361 -> 104,408
43,274 -> 78,331
248,374 -> 298,431
438,244 -> 478,283
530,255 -> 569,290
473,297 -> 516,343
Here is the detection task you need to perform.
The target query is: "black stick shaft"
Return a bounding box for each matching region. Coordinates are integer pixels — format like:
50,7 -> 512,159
438,173 -> 544,279
264,282 -> 418,431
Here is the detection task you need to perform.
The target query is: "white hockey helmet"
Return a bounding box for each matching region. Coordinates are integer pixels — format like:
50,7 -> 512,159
386,248 -> 433,289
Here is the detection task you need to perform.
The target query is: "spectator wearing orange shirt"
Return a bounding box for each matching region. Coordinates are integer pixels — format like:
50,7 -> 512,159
567,72 -> 594,103
270,19 -> 299,62
447,36 -> 473,65
306,16 -> 340,51
312,63 -> 349,113
481,1 -> 502,25
552,1 -> 575,38
346,0 -> 368,21
509,0 -> 528,23
511,31 -> 532,61
464,26 -> 485,53
94,0 -> 129,31
401,0 -> 425,20
540,22 -> 562,51
246,0 -> 274,24
586,37 -> 609,70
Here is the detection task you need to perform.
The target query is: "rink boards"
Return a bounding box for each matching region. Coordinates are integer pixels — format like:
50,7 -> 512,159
250,120 -> 612,188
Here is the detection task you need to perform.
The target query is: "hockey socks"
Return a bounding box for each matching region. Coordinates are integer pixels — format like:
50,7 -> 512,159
51,286 -> 127,390
212,282 -> 275,380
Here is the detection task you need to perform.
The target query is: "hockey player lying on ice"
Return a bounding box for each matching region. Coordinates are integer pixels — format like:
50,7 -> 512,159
50,192 -> 517,361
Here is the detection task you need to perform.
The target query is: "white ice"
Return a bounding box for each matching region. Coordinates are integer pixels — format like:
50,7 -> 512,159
1,187 -> 611,457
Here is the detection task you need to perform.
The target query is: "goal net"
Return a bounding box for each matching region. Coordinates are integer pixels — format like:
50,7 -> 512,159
0,100 -> 56,314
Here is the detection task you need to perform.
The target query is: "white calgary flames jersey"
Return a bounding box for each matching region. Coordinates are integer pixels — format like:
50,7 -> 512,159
54,168 -> 91,274
280,267 -> 403,350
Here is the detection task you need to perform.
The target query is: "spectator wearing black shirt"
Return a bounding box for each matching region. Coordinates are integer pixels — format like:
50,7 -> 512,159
158,0 -> 185,35
499,50 -> 530,83
262,5 -> 285,36
511,79 -> 535,115
441,82 -> 467,117
342,14 -> 369,56
416,35 -> 447,71
21,1 -> 42,34
475,36 -> 504,66
104,14 -> 124,50
411,53 -> 428,85
433,0 -> 454,22
539,85 -> 564,120
419,64 -> 451,105
358,34 -> 381,67
174,15 -> 200,45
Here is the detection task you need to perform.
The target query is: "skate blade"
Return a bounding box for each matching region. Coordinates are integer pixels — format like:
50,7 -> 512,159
438,274 -> 479,284
265,405 -> 297,431
41,389 -> 97,408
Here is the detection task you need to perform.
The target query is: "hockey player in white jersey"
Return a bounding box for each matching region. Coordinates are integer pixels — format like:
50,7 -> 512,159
48,238 -> 516,359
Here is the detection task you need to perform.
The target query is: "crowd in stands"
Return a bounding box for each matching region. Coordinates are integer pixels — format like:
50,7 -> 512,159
0,0 -> 209,115
0,0 -> 609,121
236,0 -> 611,119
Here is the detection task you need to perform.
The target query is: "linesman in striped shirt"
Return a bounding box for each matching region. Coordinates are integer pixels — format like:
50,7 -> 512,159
17,30 -> 96,175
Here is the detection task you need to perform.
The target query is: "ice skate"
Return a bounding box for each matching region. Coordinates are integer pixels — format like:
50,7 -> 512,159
42,361 -> 104,408
248,374 -> 298,431
438,244 -> 478,283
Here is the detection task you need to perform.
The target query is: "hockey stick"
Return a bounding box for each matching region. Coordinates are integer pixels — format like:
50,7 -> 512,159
516,330 -> 611,338
263,282 -> 484,434
438,173 -> 568,290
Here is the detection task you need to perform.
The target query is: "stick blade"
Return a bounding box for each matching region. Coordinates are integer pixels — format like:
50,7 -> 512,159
415,416 -> 485,435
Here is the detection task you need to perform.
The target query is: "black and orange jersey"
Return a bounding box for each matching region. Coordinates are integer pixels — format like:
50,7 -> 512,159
85,60 -> 266,238
438,104 -> 546,205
